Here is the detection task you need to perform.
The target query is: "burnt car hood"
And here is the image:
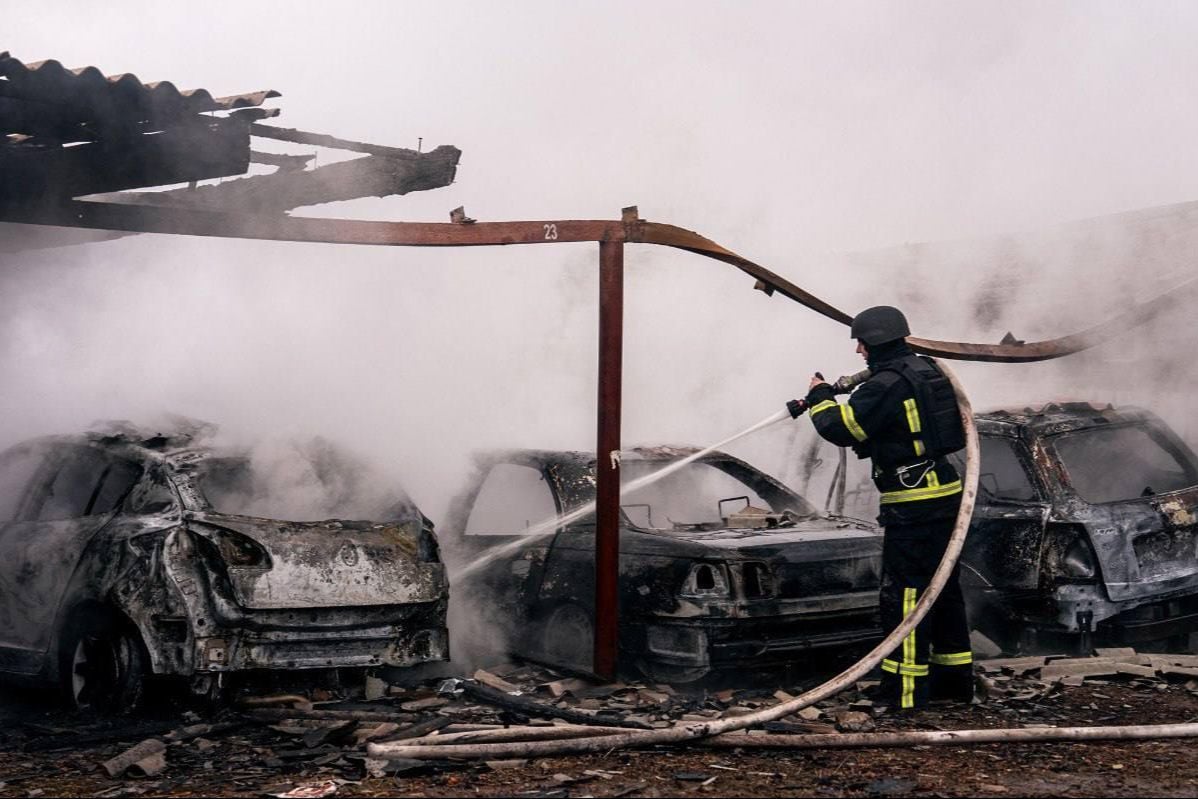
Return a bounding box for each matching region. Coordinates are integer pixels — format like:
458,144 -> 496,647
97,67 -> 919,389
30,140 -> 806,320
635,520 -> 882,558
1079,486 -> 1198,602
626,519 -> 883,597
185,512 -> 447,610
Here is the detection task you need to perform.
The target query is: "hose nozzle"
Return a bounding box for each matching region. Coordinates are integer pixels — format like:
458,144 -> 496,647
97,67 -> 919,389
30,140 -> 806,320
831,368 -> 871,394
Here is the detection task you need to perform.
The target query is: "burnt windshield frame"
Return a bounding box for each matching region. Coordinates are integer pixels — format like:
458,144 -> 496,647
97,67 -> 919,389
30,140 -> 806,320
613,458 -> 818,531
1050,422 -> 1198,504
191,452 -> 421,523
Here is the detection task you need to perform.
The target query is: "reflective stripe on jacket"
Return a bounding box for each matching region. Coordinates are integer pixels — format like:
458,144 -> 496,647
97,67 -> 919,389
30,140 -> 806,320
806,345 -> 962,524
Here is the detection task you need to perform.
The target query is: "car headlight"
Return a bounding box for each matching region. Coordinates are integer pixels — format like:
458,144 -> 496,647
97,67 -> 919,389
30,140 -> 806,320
211,529 -> 270,568
738,561 -> 776,599
1044,524 -> 1099,582
681,562 -> 730,598
1061,538 -> 1097,579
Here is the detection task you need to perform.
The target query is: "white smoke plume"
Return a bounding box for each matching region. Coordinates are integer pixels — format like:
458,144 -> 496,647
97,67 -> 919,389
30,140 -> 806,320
4,2 -> 1198,672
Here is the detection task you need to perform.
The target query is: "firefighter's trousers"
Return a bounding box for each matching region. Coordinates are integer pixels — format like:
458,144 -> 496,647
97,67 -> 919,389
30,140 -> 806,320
878,519 -> 973,709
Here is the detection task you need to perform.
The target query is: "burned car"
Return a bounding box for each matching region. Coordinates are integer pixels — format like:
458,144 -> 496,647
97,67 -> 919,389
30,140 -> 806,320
0,425 -> 448,712
444,447 -> 883,682
950,402 -> 1198,653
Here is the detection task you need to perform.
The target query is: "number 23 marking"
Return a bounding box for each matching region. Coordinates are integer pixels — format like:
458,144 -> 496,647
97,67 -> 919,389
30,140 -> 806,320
543,223 -> 558,240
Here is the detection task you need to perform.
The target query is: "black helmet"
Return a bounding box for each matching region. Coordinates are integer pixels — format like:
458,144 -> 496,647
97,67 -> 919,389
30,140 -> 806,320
850,306 -> 910,345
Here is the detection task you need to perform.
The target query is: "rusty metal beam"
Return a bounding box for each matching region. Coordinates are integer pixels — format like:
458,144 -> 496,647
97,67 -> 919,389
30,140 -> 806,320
4,198 -> 1194,364
594,239 -> 624,680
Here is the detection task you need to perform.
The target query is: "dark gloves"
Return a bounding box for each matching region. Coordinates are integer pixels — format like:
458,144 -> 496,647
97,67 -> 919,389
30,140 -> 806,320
786,398 -> 806,419
805,381 -> 836,408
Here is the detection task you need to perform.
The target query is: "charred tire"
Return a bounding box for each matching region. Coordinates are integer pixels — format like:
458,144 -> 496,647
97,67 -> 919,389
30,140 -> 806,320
540,604 -> 594,673
58,608 -> 146,715
634,660 -> 708,685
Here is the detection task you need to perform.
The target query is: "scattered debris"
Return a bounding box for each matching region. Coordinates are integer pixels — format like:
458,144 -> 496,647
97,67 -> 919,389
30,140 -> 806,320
101,739 -> 167,778
865,777 -> 918,795
458,680 -> 653,729
266,780 -> 340,799
364,676 -> 388,702
400,697 -> 449,713
835,711 -> 876,734
6,648 -> 1198,796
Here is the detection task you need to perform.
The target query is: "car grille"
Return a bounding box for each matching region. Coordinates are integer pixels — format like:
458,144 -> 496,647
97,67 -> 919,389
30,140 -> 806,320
776,557 -> 882,598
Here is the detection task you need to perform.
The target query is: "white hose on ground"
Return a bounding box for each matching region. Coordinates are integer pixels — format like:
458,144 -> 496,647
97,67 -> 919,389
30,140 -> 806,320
404,722 -> 1198,752
696,723 -> 1198,750
370,360 -> 980,761
400,725 -> 626,747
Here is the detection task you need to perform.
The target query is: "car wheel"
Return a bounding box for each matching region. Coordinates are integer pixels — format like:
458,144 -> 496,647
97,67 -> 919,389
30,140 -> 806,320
540,604 -> 594,673
59,608 -> 146,714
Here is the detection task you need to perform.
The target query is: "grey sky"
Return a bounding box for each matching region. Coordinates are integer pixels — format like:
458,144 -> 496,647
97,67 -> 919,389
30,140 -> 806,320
12,2 -> 1198,247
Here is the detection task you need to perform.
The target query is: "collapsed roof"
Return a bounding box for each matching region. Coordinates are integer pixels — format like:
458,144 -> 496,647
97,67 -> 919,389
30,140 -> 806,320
0,52 -> 460,245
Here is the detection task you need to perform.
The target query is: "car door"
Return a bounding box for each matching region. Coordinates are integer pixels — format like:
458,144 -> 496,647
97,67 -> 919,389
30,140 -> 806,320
0,443 -> 142,673
455,460 -> 560,623
954,435 -> 1051,626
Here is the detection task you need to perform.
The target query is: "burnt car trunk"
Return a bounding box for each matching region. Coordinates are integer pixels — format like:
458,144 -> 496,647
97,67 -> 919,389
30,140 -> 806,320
169,512 -> 449,673
184,512 -> 445,609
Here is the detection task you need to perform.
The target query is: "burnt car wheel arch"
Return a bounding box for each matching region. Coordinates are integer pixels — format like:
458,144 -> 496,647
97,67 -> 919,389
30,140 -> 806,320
57,604 -> 148,714
540,603 -> 593,673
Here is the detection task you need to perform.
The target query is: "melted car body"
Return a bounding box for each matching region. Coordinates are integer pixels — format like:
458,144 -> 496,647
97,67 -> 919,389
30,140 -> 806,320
0,425 -> 448,711
444,447 -> 883,682
954,403 -> 1198,652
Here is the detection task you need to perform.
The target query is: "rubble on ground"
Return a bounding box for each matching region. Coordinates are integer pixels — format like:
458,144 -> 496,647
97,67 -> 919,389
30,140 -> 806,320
4,651 -> 1198,797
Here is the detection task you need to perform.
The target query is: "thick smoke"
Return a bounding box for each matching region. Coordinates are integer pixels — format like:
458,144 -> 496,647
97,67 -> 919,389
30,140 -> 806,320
5,3 -> 1198,674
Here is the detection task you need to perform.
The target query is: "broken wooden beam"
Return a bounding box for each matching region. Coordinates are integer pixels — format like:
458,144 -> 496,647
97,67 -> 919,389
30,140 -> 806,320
458,681 -> 652,730
373,715 -> 454,744
243,707 -> 421,724
250,123 -> 427,161
88,144 -> 460,214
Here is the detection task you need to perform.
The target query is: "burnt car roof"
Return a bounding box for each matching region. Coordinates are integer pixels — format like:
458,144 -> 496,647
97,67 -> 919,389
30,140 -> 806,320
976,402 -> 1161,437
474,446 -> 730,468
2,419 -> 220,465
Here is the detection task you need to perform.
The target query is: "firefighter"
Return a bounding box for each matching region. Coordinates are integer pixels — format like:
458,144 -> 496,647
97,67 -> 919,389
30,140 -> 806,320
788,306 -> 973,709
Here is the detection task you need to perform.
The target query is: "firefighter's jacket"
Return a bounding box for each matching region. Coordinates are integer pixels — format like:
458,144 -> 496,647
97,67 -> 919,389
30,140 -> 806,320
806,341 -> 962,527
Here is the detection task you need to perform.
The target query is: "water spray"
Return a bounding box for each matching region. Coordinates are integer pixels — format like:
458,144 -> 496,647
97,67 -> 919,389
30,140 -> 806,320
452,367 -> 871,582
372,359 -> 981,760
450,407 -> 792,582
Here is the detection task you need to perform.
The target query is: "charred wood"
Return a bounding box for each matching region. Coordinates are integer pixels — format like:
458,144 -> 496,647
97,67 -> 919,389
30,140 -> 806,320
243,707 -> 422,724
458,681 -> 652,730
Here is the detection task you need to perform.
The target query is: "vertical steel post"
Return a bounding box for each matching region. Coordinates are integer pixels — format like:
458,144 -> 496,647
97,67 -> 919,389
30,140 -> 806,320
594,239 -> 624,680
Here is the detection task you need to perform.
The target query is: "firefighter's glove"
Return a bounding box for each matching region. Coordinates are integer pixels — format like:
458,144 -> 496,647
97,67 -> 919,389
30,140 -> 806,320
786,399 -> 805,419
804,381 -> 836,409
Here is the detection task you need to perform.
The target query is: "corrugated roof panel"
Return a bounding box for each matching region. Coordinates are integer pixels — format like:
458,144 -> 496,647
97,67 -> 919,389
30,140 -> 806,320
0,52 -> 279,138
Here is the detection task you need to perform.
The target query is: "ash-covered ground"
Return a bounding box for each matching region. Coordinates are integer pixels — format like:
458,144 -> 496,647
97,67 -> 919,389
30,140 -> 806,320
3,650 -> 1198,798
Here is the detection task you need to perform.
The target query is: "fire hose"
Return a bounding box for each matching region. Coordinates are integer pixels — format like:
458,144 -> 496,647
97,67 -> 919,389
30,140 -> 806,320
370,361 -> 984,760
18,201 -> 1198,365
371,363 -> 1198,760
26,201 -> 1194,757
